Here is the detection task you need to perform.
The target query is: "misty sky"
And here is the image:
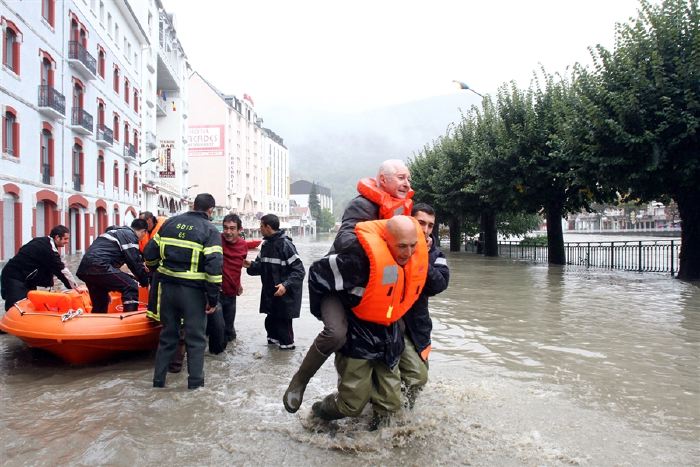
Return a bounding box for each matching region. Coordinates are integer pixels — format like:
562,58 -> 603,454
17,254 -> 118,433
162,0 -> 652,115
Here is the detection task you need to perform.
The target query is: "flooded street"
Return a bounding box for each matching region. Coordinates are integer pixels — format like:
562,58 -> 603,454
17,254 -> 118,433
1,238 -> 698,466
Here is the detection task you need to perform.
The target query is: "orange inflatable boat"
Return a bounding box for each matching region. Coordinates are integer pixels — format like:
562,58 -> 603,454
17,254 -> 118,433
0,287 -> 161,365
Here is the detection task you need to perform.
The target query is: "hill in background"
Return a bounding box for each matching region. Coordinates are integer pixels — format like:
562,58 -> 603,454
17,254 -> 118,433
262,93 -> 481,214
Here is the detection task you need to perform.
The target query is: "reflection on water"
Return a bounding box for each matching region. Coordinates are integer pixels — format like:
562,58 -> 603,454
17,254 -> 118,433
0,238 -> 698,466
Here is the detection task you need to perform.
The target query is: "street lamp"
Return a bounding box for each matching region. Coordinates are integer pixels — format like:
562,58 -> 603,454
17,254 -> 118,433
452,80 -> 484,98
139,156 -> 159,166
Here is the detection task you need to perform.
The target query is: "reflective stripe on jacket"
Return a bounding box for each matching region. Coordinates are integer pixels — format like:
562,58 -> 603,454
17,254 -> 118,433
143,211 -> 222,308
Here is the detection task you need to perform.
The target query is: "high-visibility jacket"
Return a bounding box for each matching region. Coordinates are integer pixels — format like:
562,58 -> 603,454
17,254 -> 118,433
351,218 -> 428,326
139,216 -> 167,252
143,211 -> 223,312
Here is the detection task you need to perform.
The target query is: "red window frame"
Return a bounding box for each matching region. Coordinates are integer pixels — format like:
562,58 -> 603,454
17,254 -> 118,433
124,165 -> 129,193
113,65 -> 120,93
2,19 -> 22,75
42,0 -> 56,27
113,161 -> 119,188
2,107 -> 20,157
40,123 -> 54,180
97,150 -> 105,184
97,45 -> 105,78
113,113 -> 119,141
124,78 -> 130,104
133,89 -> 139,113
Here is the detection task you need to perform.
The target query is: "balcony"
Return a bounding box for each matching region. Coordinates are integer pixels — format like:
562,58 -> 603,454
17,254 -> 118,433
96,124 -> 113,146
68,41 -> 97,80
123,144 -> 136,160
156,98 -> 167,117
37,85 -> 66,119
145,131 -> 157,150
41,165 -> 51,185
71,108 -> 93,135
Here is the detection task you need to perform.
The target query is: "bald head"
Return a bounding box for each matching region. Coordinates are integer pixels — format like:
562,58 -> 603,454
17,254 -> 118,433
377,159 -> 411,199
385,215 -> 419,266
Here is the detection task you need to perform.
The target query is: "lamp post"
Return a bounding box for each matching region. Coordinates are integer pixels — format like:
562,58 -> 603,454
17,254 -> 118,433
452,80 -> 484,98
139,156 -> 159,166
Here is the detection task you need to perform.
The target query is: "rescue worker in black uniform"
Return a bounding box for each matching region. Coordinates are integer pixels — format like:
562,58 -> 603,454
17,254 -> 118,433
76,219 -> 149,313
399,203 -> 450,408
1,225 -> 78,311
145,193 -> 223,390
246,214 -> 305,349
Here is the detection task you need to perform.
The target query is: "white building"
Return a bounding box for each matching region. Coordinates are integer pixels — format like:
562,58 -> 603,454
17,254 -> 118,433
262,128 -> 289,218
290,180 -> 333,214
1,0 -> 148,257
187,72 -> 287,228
129,0 -> 190,216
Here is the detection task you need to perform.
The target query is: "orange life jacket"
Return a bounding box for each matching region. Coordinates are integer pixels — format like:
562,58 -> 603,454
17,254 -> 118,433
351,219 -> 428,326
139,216 -> 167,252
356,177 -> 414,219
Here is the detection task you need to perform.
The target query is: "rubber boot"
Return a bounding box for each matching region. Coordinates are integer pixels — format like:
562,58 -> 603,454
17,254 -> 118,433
368,410 -> 392,431
282,343 -> 329,413
311,394 -> 345,421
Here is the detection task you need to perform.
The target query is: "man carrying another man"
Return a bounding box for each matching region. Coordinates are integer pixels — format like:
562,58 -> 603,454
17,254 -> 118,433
307,215 -> 428,430
283,159 -> 413,412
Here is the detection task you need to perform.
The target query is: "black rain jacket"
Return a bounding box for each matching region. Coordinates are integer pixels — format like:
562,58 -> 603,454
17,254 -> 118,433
1,237 -> 75,289
77,226 -> 148,286
403,244 -> 450,355
247,230 -> 305,319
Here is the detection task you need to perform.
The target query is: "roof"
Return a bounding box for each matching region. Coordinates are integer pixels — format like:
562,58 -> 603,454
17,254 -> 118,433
290,180 -> 332,197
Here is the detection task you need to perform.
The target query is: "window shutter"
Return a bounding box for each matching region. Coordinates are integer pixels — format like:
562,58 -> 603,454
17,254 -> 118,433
49,137 -> 55,176
13,121 -> 20,157
1,116 -> 6,152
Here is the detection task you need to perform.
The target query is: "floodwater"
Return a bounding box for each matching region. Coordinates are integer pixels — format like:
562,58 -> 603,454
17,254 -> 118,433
1,238 -> 698,466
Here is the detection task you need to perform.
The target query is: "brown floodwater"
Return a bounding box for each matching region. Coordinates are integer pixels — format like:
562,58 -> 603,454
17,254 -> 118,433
1,238 -> 698,466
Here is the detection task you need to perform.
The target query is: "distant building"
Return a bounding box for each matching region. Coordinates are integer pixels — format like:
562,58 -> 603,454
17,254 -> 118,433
290,180 -> 332,214
186,71 -> 288,228
567,201 -> 680,232
287,205 -> 315,237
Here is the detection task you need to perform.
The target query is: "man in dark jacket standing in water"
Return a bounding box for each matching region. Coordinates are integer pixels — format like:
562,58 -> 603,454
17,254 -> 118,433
400,203 -> 450,408
283,159 -> 412,413
76,220 -> 149,313
247,214 -> 305,350
1,225 -> 78,311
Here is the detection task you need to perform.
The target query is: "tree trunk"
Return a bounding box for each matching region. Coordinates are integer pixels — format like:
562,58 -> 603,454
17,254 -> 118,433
481,210 -> 498,257
448,216 -> 461,252
676,192 -> 700,281
546,205 -> 566,265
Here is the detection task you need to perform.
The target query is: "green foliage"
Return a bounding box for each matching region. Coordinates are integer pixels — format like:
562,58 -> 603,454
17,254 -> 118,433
520,235 -> 548,246
316,208 -> 336,232
308,183 -> 321,220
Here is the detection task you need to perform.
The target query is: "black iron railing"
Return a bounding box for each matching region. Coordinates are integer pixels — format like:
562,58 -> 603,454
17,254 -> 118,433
123,144 -> 136,159
71,108 -> 93,132
38,85 -> 66,115
96,124 -> 113,144
68,41 -> 97,76
491,240 -> 681,275
41,165 -> 51,184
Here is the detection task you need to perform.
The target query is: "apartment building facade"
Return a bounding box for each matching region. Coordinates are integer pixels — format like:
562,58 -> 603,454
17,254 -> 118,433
187,72 -> 288,228
1,0 -> 147,257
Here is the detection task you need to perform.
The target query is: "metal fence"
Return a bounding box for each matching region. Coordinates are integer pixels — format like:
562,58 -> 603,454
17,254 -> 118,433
468,240 -> 681,275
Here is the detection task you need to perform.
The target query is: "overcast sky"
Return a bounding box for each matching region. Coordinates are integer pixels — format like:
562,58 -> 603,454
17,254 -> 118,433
162,0 -> 651,114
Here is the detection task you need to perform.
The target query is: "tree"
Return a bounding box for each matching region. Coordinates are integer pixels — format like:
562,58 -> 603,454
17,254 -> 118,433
578,0 -> 700,280
308,183 -> 321,220
317,208 -> 336,232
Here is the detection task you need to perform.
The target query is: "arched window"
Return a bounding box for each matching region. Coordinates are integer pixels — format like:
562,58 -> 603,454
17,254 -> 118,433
2,109 -> 19,157
3,21 -> 21,75
97,47 -> 105,78
124,78 -> 130,104
113,66 -> 120,93
133,89 -> 139,113
113,161 -> 119,188
40,128 -> 53,184
42,0 -> 56,27
72,143 -> 83,191
97,151 -> 105,184
133,129 -> 138,155
124,165 -> 130,193
113,114 -> 119,141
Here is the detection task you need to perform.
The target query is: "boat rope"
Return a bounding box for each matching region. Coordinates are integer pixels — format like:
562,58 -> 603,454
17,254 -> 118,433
60,308 -> 84,322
